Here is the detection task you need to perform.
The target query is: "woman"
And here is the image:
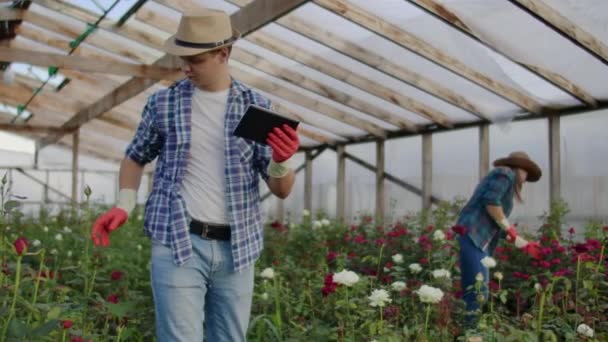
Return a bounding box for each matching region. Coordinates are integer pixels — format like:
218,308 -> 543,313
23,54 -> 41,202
455,151 -> 542,328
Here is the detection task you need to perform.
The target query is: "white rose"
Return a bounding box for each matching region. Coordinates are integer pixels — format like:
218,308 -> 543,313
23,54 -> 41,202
5,226 -> 10,231
321,218 -> 330,227
50,248 -> 58,255
433,230 -> 446,241
368,289 -> 391,307
289,223 -> 296,229
494,272 -> 503,281
333,270 -> 360,287
260,268 -> 275,279
416,285 -> 444,304
392,253 -> 404,264
391,281 -> 407,291
62,226 -> 72,233
302,209 -> 310,216
475,272 -> 484,282
409,263 -> 422,274
312,220 -> 322,229
32,239 -> 41,247
67,250 -> 72,257
43,226 -> 49,232
54,233 -> 63,241
137,244 -> 143,251
481,256 -> 497,268
534,283 -> 542,292
261,292 -> 269,300
432,269 -> 451,279
576,323 -> 594,337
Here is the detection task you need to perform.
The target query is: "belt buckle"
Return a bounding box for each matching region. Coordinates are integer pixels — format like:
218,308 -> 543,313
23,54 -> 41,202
200,222 -> 210,239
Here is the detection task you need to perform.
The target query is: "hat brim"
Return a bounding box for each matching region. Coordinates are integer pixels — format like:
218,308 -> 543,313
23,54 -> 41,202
162,30 -> 240,56
493,157 -> 542,182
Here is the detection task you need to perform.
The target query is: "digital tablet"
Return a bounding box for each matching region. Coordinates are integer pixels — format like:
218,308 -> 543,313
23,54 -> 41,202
233,104 -> 299,145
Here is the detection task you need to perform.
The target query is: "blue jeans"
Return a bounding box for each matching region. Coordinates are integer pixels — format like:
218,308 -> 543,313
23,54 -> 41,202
458,235 -> 489,327
150,235 -> 254,342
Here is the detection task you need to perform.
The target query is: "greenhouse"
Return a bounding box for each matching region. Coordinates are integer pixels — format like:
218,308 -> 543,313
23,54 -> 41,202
0,0 -> 606,341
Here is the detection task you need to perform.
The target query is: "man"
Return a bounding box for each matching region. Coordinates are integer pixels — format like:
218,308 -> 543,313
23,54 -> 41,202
91,9 -> 298,342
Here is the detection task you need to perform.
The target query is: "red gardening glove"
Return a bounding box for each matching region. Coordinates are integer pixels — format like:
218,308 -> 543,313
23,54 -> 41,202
506,226 -> 518,243
266,124 -> 299,162
91,207 -> 128,247
522,241 -> 541,260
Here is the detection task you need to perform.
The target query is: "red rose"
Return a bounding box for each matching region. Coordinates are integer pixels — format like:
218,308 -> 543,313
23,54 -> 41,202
106,294 -> 119,304
13,236 -> 28,256
110,270 -> 124,281
62,320 -> 74,329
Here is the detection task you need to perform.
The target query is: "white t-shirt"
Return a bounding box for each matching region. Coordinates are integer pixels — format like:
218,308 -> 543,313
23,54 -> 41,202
180,87 -> 230,224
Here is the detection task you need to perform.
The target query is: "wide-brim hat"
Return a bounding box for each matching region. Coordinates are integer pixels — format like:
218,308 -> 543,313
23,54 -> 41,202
162,9 -> 240,56
493,151 -> 542,182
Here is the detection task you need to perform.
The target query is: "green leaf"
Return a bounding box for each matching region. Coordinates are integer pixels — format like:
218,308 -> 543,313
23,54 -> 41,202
6,318 -> 28,338
104,301 -> 137,318
500,290 -> 508,304
30,319 -> 60,337
46,306 -> 62,320
583,280 -> 594,290
4,200 -> 21,212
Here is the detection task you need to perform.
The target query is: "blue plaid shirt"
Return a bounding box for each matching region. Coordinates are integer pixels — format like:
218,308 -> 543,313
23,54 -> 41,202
457,167 -> 515,254
126,78 -> 272,271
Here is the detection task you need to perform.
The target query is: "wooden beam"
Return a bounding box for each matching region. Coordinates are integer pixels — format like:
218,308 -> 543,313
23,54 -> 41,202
231,64 -> 387,137
271,102 -> 347,140
160,0 -> 454,126
336,144 -> 346,222
232,48 -> 418,131
375,140 -> 385,222
0,8 -> 24,21
548,114 -> 560,203
510,0 -> 608,66
0,123 -> 70,134
409,0 -> 597,107
226,0 -> 491,120
71,129 -> 79,206
14,167 -> 72,201
479,123 -> 490,180
304,150 -> 313,211
23,8 -> 160,64
35,0 -> 168,52
330,147 -> 442,204
315,0 -> 544,115
422,133 -> 432,210
0,47 -> 177,80
38,0 -> 313,148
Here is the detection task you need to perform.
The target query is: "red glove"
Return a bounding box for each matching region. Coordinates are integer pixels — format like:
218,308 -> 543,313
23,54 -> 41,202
522,241 -> 541,260
506,226 -> 518,243
266,124 -> 299,162
91,207 -> 128,247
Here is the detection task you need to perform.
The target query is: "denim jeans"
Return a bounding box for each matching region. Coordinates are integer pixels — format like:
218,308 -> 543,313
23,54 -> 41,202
150,234 -> 254,341
458,235 -> 489,327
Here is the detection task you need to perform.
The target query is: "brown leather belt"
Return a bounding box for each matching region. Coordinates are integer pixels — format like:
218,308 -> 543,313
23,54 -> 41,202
189,219 -> 230,241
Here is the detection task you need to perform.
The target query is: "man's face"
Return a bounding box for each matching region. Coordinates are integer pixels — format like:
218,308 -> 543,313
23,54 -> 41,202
179,48 -> 229,87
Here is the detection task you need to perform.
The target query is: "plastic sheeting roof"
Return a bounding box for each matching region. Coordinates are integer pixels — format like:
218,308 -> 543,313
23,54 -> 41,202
0,0 -> 606,162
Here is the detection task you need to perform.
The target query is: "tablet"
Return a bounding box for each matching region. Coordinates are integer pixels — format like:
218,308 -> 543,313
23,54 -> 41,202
233,104 -> 299,145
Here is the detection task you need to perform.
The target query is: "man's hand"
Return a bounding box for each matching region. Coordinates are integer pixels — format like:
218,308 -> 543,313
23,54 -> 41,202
91,207 -> 128,247
266,124 -> 299,163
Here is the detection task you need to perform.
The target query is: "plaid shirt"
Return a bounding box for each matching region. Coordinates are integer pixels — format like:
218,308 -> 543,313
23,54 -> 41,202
457,167 -> 515,254
126,78 -> 272,271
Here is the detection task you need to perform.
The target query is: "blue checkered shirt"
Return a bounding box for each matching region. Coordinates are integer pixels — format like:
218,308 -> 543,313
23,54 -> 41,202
457,167 -> 515,254
125,78 -> 272,271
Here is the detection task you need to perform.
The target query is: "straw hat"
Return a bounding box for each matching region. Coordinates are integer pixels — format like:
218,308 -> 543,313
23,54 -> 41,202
493,151 -> 541,182
162,9 -> 240,56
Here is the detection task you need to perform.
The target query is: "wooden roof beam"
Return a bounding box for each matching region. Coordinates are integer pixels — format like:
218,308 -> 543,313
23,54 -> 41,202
314,0 -> 544,115
0,47 -> 177,80
409,0 -> 597,107
0,123 -> 70,134
510,0 -> 608,67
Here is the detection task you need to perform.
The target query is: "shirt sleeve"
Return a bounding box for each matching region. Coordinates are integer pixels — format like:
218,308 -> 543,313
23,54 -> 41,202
252,99 -> 273,180
480,172 -> 513,206
125,97 -> 164,165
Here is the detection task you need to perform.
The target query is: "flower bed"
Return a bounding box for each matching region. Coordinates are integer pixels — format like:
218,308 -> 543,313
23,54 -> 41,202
0,177 -> 606,341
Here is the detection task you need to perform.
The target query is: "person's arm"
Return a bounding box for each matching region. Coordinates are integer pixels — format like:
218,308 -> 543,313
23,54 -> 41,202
115,157 -> 146,214
266,169 -> 295,199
